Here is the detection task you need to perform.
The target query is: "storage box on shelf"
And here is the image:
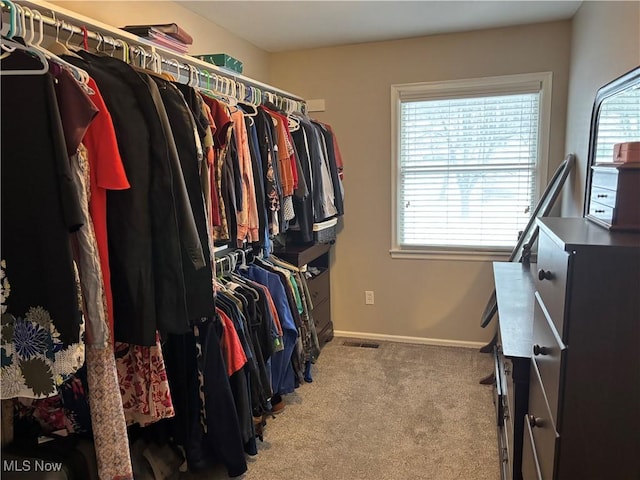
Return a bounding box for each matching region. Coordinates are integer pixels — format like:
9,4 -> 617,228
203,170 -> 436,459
193,53 -> 243,74
613,141 -> 640,163
286,217 -> 338,246
312,218 -> 337,244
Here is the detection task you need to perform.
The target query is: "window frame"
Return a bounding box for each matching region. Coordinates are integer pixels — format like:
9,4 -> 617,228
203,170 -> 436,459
390,72 -> 553,261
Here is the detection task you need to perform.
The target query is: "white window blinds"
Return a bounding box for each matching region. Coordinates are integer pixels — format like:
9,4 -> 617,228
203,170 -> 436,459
399,92 -> 540,248
391,73 -> 552,257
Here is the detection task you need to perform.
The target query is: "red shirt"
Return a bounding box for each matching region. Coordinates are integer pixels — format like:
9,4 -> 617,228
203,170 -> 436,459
82,77 -> 131,343
217,308 -> 248,376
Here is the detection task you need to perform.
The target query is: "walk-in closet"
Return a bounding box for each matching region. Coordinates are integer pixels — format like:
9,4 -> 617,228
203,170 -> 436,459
1,1 -> 638,479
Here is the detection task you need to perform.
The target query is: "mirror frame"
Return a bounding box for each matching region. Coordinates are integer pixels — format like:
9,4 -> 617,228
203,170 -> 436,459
583,66 -> 640,216
480,153 -> 575,329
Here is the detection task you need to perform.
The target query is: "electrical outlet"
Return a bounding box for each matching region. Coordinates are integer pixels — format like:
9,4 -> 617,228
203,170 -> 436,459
365,290 -> 375,305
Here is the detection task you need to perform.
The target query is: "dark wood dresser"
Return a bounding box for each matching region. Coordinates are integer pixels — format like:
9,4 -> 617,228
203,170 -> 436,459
273,243 -> 334,347
494,217 -> 640,480
493,262 -> 535,480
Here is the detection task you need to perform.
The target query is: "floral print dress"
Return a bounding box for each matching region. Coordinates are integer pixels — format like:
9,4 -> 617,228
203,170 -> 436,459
1,263 -> 85,400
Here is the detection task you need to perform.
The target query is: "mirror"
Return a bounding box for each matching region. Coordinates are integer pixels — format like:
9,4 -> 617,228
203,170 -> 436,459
480,153 -> 575,329
584,66 -> 640,215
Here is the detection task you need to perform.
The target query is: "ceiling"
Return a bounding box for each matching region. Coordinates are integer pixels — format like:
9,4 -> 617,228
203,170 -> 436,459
179,1 -> 583,53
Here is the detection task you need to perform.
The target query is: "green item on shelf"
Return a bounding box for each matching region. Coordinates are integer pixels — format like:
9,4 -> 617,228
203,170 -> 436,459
194,53 -> 243,74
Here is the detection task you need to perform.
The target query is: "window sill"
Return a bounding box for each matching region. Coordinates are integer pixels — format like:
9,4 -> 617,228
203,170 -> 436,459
389,248 -> 512,262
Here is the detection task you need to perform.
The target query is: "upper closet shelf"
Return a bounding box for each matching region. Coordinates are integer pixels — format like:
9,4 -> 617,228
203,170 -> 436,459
2,0 -> 305,108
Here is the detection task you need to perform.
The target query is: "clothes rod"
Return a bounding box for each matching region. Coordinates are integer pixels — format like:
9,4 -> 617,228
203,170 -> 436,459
2,0 -> 305,104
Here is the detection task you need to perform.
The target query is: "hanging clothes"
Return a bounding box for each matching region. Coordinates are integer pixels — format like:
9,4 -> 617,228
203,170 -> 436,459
151,76 -> 215,321
56,62 -> 137,480
241,104 -> 270,250
68,144 -> 134,479
230,109 -> 260,245
1,51 -> 85,400
64,52 -> 206,345
160,325 -> 248,478
2,25 -> 343,480
289,122 -> 316,243
312,120 -> 345,217
238,263 -> 299,397
115,336 -> 175,427
203,95 -> 234,244
255,107 -> 282,237
81,76 -> 131,345
269,256 -> 321,365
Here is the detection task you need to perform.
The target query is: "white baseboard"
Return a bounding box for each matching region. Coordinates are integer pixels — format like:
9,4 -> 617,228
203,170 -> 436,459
333,330 -> 486,349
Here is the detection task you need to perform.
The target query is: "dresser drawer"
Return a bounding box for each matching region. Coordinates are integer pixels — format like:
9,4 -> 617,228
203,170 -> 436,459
307,269 -> 330,306
494,348 -> 505,427
536,232 -> 569,338
588,165 -> 640,231
591,166 -> 619,190
504,357 -> 515,429
522,419 -> 543,480
312,297 -> 331,332
527,360 -> 559,480
587,201 -> 614,225
504,402 -> 515,474
532,293 -> 566,424
590,186 -> 616,208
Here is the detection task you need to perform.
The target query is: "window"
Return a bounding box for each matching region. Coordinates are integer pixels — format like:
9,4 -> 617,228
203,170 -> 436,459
391,73 -> 552,260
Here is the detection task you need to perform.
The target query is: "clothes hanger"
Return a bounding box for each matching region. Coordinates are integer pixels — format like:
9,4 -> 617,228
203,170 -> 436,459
102,35 -> 117,57
188,64 -> 198,87
0,4 -> 49,76
46,18 -> 82,59
196,69 -> 238,109
197,69 -> 219,98
239,85 -> 259,119
161,57 -> 180,81
130,45 -> 144,68
281,98 -> 301,131
196,69 -> 218,99
139,48 -> 160,72
115,39 -> 130,63
237,249 -> 249,271
215,76 -> 239,109
22,8 -> 91,86
0,0 -> 18,39
224,77 -> 238,104
0,37 -> 49,75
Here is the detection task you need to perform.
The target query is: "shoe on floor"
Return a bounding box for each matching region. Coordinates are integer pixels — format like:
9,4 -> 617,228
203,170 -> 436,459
270,399 -> 285,414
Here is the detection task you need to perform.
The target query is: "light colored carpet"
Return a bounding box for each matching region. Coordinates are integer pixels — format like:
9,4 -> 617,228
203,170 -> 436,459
186,338 -> 500,480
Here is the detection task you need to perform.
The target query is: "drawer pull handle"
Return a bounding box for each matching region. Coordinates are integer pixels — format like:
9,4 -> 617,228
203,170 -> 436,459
528,414 -> 543,428
596,194 -> 608,198
537,269 -> 553,281
533,344 -> 550,356
594,209 -> 606,214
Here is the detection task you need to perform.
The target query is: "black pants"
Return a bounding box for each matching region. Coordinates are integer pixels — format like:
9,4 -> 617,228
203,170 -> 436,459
162,324 -> 247,477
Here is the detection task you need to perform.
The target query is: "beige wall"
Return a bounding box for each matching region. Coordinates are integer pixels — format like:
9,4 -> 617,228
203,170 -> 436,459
562,1 -> 640,216
49,1 -> 270,81
270,22 -> 572,345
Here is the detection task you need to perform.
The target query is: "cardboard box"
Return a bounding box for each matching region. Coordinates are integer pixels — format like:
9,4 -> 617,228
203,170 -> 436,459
613,141 -> 640,163
194,54 -> 243,74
